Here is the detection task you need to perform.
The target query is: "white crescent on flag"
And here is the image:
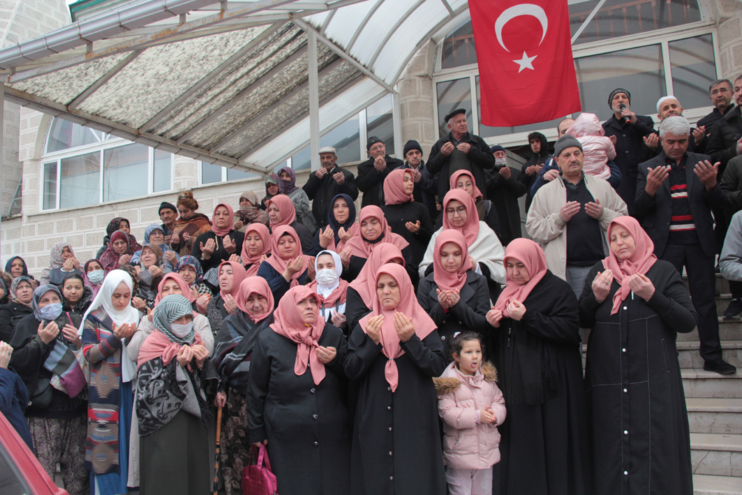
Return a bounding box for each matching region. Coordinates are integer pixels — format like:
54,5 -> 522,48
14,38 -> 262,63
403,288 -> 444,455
494,4 -> 549,52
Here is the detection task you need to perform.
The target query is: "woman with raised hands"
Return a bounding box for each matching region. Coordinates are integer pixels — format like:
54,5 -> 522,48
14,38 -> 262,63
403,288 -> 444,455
79,270 -> 141,495
579,216 -> 696,495
130,224 -> 179,270
419,189 -> 505,303
10,284 -> 88,495
0,276 -> 35,343
192,203 -> 244,281
308,193 -> 358,256
175,256 -> 212,313
136,294 -> 217,495
344,263 -> 446,495
257,225 -> 314,305
170,192 -> 213,257
96,217 -> 142,261
447,169 -> 501,237
41,241 -> 83,286
381,168 -> 434,267
266,194 -> 314,253
99,231 -> 134,273
234,191 -> 269,232
247,285 -> 349,495
240,223 -> 272,277
206,261 -> 247,339
278,166 -> 317,233
83,259 -> 105,298
485,238 -> 590,495
134,244 -> 166,309
416,230 -> 490,360
341,205 -> 413,283
309,250 -> 349,332
212,277 -> 274,495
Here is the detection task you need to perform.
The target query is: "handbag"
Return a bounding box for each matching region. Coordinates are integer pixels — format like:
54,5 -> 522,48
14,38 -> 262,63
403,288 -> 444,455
242,444 -> 278,495
29,375 -> 53,411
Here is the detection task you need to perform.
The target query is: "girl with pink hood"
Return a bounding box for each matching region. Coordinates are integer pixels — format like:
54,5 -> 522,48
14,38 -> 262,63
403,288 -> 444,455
566,112 -> 617,181
435,332 -> 506,495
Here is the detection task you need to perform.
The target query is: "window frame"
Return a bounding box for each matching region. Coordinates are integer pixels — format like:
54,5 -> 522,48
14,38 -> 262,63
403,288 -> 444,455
40,121 -> 173,211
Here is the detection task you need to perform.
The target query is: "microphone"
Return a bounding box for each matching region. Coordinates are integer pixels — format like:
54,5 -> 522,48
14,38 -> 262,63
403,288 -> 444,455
619,103 -> 631,124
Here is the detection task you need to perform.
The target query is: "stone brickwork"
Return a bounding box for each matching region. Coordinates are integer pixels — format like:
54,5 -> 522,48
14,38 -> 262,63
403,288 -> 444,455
397,41 -> 437,158
715,0 -> 742,79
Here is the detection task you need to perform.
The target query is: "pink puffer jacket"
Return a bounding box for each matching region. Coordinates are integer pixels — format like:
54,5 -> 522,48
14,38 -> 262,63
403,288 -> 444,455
435,361 -> 506,470
566,112 -> 617,181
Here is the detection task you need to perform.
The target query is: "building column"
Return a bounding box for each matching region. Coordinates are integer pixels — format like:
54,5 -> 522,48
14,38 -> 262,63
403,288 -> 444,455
715,0 -> 742,79
397,41 -> 437,157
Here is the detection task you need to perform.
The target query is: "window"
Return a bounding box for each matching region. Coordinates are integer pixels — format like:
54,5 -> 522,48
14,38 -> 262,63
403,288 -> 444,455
42,118 -> 173,211
436,78 -> 472,138
200,162 -> 257,184
441,20 -> 477,70
668,34 -> 717,110
366,94 -> 394,156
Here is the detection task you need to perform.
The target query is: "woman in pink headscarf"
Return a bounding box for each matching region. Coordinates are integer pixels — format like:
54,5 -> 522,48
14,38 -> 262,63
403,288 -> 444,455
578,216 -> 696,495
380,169 -> 434,270
192,203 -> 244,279
257,226 -> 314,306
416,229 -> 490,360
240,223 -> 272,277
266,194 -> 315,253
246,285 -> 349,495
485,238 -> 590,495
345,263 -> 446,495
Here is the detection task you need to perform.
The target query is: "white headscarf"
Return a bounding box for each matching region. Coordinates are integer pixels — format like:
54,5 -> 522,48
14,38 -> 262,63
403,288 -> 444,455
314,250 -> 343,299
78,269 -> 141,382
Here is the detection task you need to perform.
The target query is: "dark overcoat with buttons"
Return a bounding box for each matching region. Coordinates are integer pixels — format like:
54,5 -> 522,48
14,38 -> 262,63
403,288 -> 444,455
246,322 -> 349,495
416,270 -> 490,361
344,325 -> 447,495
579,259 -> 696,495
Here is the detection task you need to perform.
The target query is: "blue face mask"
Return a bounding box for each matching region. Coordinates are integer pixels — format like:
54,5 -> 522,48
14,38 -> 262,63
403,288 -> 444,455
39,303 -> 63,322
88,270 -> 104,285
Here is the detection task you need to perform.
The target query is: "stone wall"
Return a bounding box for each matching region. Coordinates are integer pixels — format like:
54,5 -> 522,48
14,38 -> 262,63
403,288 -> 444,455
397,41 -> 437,157
715,0 -> 742,79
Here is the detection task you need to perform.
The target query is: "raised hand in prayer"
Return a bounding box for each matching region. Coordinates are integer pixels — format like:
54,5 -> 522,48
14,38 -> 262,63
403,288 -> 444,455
196,294 -> 210,315
331,312 -> 347,329
436,289 -> 452,310
223,294 -> 238,315
340,247 -> 352,269
643,133 -> 659,150
694,160 -> 720,191
147,307 -> 154,322
499,167 -> 512,180
507,300 -> 526,321
441,142 -> 455,157
182,232 -> 191,243
645,166 -> 669,196
215,391 -> 227,409
315,167 -> 328,179
692,125 -> 706,142
627,273 -> 655,301
200,238 -> 216,259
394,312 -> 415,343
62,324 -> 82,348
316,346 -> 337,364
164,250 -> 178,266
228,254 -> 241,264
0,342 -> 12,369
374,156 -> 387,172
191,345 -> 209,369
113,322 -> 137,340
131,296 -> 147,311
447,289 -> 461,307
365,315 -> 384,344
486,308 -> 503,328
543,169 -> 560,182
38,321 -> 59,344
223,235 -> 237,254
307,257 -> 316,281
333,172 -> 345,185
585,199 -> 604,220
559,201 -> 581,223
118,254 -> 132,266
283,257 -> 305,281
319,226 -> 334,249
405,220 -> 421,234
176,345 -> 193,367
338,227 -> 353,244
148,265 -> 163,278
234,220 -> 244,231
591,270 -> 614,303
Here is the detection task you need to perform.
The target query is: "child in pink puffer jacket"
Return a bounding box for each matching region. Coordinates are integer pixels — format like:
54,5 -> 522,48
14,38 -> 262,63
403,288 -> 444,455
566,112 -> 617,181
435,332 -> 506,495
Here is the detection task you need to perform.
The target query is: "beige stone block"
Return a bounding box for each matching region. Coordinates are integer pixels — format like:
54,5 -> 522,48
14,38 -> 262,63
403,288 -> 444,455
419,79 -> 433,98
402,122 -> 422,143
398,78 -> 418,98
422,121 -> 437,143
77,215 -> 94,231
399,101 -> 408,121
721,50 -> 731,78
65,234 -> 84,249
720,18 -> 742,47
718,0 -> 742,14
45,237 -> 63,251
408,99 -> 434,120
96,213 -> 116,230
36,220 -> 55,234
26,239 -> 44,253
86,232 -> 102,248
733,44 -> 742,71
116,209 -> 139,224
55,218 -> 74,233
13,242 -> 21,254
75,250 -> 95,263
4,226 -> 20,240
21,224 -> 36,237
34,256 -> 48,272
140,206 -> 160,223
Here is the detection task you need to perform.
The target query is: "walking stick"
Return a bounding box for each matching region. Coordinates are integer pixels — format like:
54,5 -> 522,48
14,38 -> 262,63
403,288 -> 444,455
213,407 -> 223,495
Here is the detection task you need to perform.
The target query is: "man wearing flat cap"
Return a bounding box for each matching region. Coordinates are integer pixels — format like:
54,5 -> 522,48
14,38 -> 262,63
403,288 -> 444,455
356,136 -> 404,207
427,108 -> 495,201
602,88 -> 655,215
303,146 -> 358,229
527,135 -> 628,297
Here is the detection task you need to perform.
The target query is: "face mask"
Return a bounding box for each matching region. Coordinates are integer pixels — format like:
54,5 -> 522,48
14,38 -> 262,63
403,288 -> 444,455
171,322 -> 194,338
315,269 -> 338,287
39,303 -> 63,322
88,270 -> 104,285
495,157 -> 507,167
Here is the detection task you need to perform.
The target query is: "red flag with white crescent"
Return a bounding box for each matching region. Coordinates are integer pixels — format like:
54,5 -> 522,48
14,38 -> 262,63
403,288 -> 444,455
469,0 -> 581,127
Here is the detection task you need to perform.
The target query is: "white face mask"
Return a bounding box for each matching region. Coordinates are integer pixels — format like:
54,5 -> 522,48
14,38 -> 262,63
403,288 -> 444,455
495,157 -> 507,167
171,322 -> 194,338
88,270 -> 105,285
315,268 -> 338,287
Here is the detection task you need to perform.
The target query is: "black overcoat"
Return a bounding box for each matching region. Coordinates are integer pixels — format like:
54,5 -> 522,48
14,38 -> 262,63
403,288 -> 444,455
381,201 -> 433,268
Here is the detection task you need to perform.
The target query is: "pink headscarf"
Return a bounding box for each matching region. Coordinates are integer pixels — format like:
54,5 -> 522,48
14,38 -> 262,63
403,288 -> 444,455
265,226 -> 311,288
211,203 -> 235,237
442,189 -> 480,246
240,223 -> 272,277
267,195 -> 297,227
154,273 -> 195,305
494,238 -> 548,317
343,206 -> 409,258
359,264 -> 436,392
349,244 -> 405,302
602,216 -> 657,315
235,276 -> 274,323
270,286 -> 327,385
384,169 -> 414,205
218,260 -> 247,300
449,170 -> 483,201
433,230 -> 473,292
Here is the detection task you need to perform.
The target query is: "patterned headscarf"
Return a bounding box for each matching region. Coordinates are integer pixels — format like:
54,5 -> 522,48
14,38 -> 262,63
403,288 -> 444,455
152,294 -> 196,345
176,256 -> 204,284
106,217 -> 127,237
41,242 -> 75,283
143,224 -> 165,245
32,284 -> 63,321
10,276 -> 34,307
4,256 -> 29,277
278,167 -> 299,195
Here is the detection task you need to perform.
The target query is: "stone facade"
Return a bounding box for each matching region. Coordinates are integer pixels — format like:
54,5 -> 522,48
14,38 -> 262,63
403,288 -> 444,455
714,0 -> 742,79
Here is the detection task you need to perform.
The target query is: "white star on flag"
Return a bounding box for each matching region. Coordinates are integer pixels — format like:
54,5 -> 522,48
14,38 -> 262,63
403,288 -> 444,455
513,51 -> 537,72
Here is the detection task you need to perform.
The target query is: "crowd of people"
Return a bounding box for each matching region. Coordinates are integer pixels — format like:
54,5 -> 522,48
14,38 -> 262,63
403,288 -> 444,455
0,77 -> 741,495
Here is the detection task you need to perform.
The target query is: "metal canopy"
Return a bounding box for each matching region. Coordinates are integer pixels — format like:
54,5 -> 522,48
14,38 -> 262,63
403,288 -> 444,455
0,0 -> 467,173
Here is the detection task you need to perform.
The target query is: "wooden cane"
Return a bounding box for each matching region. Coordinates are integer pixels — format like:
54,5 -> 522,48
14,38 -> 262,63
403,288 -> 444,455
213,407 -> 223,495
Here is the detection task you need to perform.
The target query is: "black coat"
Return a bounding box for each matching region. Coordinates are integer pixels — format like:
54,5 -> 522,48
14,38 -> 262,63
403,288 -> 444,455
721,154 -> 742,219
190,230 -> 244,276
427,131 -> 495,201
381,202 -> 433,268
256,262 -> 310,307
344,324 -> 447,495
488,271 -> 591,495
697,104 -> 735,156
268,221 -> 314,255
400,161 -> 438,220
603,114 -> 656,215
357,155 -> 404,208
344,287 -> 369,337
247,323 -> 350,495
303,166 -> 359,229
343,243 -> 417,286
487,165 -> 526,245
416,270 -> 490,361
0,302 -> 33,343
520,133 -> 550,211
707,104 -> 742,172
635,151 -> 724,258
578,260 -> 696,495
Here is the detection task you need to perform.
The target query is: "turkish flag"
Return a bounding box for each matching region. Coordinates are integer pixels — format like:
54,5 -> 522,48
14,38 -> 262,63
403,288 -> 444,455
470,0 -> 581,127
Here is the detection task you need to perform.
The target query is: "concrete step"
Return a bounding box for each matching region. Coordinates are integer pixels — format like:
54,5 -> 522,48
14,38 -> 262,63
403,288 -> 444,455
685,273 -> 729,296
716,294 -> 733,317
678,318 -> 742,342
683,370 -> 742,398
694,474 -> 742,494
687,399 -> 742,434
691,433 -> 742,478
677,341 -> 742,370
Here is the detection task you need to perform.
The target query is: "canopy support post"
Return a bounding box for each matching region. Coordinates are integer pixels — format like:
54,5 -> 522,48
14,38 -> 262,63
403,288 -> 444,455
308,29 -> 321,172
0,83 -> 5,259
393,89 -> 402,159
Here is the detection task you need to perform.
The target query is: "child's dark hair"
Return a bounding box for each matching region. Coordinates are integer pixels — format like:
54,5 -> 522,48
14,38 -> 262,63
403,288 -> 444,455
450,331 -> 483,358
61,273 -> 85,287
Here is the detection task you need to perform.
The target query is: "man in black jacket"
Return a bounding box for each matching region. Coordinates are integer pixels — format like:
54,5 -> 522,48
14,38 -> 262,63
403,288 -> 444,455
399,139 -> 438,221
356,136 -> 404,208
603,88 -> 656,216
302,146 -> 359,228
706,75 -> 742,175
488,145 -> 525,245
635,116 -> 735,375
520,131 -> 550,211
696,79 -> 735,154
427,108 -> 495,201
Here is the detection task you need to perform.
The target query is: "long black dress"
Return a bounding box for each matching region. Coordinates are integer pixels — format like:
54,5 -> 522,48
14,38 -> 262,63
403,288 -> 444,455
578,260 -> 696,495
381,202 -> 433,268
344,326 -> 447,495
489,270 -> 591,495
246,323 -> 350,495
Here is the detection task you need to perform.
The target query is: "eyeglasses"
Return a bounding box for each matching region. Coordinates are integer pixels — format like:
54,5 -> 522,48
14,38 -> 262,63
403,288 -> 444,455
446,207 -> 467,216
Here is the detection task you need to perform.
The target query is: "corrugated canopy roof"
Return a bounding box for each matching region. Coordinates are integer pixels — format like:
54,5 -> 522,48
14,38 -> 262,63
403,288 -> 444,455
0,0 -> 468,173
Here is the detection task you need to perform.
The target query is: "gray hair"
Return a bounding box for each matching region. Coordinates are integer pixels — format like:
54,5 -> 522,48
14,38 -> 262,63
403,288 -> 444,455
709,79 -> 732,93
659,116 -> 690,137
